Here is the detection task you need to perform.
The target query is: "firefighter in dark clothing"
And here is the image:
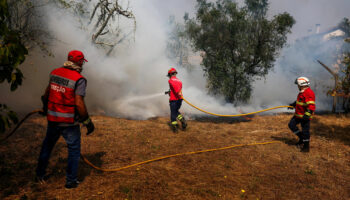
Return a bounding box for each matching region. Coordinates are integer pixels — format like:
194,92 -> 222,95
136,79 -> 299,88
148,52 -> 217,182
36,50 -> 95,189
165,68 -> 187,132
288,77 -> 316,152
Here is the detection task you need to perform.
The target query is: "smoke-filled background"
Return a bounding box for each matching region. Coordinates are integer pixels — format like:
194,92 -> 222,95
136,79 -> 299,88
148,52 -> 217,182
1,0 -> 349,119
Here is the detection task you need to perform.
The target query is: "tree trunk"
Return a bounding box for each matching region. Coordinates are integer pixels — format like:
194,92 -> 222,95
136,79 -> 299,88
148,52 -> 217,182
317,60 -> 338,113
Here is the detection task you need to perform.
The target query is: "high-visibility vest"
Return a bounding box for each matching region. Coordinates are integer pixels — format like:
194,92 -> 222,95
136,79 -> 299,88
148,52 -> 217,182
47,67 -> 85,123
168,76 -> 183,101
295,87 -> 316,119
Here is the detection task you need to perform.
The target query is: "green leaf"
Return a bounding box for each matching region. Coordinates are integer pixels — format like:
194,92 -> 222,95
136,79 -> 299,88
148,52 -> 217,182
11,73 -> 16,81
1,115 -> 9,130
7,111 -> 18,124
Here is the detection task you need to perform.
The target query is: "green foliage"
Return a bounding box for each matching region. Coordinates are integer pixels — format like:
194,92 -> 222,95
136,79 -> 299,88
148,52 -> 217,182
184,0 -> 294,103
342,52 -> 350,94
341,35 -> 350,112
0,0 -> 28,91
7,0 -> 52,56
166,15 -> 193,69
339,18 -> 350,38
0,104 -> 18,133
304,168 -> 315,175
340,19 -> 350,96
0,0 -> 27,133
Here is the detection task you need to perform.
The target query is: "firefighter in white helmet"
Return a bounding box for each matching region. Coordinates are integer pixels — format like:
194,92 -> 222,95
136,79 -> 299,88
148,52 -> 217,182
288,77 -> 316,152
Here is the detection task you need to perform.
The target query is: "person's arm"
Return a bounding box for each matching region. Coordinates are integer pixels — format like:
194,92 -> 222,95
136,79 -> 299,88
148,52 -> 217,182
303,92 -> 315,120
167,80 -> 172,96
40,85 -> 50,115
305,96 -> 315,113
43,85 -> 50,100
172,81 -> 182,99
178,89 -> 183,99
75,95 -> 94,135
288,101 -> 296,110
75,78 -> 94,135
75,95 -> 89,120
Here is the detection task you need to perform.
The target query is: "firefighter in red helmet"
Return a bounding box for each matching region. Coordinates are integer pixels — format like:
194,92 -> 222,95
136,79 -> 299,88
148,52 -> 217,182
288,77 -> 316,152
36,50 -> 94,189
165,68 -> 187,132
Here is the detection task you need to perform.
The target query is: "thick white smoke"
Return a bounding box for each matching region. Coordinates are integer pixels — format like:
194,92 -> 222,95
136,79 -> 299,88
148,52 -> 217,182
0,0 -> 239,119
1,0 -> 349,119
252,0 -> 350,112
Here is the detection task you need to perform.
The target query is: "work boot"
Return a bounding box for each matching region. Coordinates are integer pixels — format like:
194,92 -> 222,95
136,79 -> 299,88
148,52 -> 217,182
181,119 -> 187,130
177,114 -> 187,130
295,132 -> 303,145
295,138 -> 303,148
294,132 -> 303,148
170,121 -> 179,133
65,180 -> 80,189
300,142 -> 309,153
180,118 -> 187,130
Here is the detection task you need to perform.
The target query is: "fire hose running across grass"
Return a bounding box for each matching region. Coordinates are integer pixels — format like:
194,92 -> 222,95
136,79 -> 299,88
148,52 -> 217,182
182,97 -> 293,117
0,100 -> 292,172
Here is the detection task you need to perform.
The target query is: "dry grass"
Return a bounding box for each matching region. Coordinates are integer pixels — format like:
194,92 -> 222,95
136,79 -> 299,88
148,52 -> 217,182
0,113 -> 349,199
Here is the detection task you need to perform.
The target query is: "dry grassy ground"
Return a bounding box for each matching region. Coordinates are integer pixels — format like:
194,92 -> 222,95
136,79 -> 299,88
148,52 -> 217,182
0,113 -> 349,200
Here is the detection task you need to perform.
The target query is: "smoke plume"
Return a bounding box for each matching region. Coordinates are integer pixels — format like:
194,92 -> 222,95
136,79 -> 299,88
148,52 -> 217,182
1,0 -> 349,119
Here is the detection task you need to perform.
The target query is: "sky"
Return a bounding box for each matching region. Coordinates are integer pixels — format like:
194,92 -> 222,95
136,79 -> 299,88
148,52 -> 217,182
152,0 -> 350,40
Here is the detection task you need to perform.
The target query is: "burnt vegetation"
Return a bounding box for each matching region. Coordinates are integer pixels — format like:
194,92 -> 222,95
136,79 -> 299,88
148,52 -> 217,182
0,114 -> 349,199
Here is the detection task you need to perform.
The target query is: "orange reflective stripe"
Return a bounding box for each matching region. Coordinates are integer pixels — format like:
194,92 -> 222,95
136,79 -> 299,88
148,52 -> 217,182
298,78 -> 308,82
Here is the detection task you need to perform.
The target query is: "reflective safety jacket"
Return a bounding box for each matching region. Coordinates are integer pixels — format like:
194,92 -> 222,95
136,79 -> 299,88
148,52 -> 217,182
168,76 -> 183,101
47,67 -> 85,123
295,87 -> 316,120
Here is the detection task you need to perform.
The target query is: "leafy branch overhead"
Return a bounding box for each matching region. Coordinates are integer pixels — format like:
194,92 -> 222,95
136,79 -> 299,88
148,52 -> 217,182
91,0 -> 135,45
0,0 -> 28,91
0,0 -> 28,133
56,0 -> 136,53
0,104 -> 18,133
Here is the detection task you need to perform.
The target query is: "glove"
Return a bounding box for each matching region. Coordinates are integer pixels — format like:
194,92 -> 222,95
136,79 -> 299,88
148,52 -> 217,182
303,111 -> 312,120
39,96 -> 48,116
288,101 -> 296,110
165,90 -> 170,95
82,117 -> 95,135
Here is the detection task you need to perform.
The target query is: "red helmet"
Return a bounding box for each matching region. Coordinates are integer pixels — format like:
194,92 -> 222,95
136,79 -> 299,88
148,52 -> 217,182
167,68 -> 177,76
68,50 -> 88,63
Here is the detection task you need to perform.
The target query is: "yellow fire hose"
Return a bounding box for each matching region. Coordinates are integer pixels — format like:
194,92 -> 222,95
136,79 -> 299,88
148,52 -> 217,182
81,141 -> 281,172
0,109 -> 43,144
0,100 -> 292,172
182,97 -> 293,117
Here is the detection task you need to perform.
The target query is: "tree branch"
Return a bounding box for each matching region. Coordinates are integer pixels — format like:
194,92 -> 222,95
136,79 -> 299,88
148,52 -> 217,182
91,0 -> 135,43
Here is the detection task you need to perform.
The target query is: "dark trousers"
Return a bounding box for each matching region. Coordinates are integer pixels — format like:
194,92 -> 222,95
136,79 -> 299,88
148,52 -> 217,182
288,116 -> 310,142
36,123 -> 81,183
170,100 -> 183,122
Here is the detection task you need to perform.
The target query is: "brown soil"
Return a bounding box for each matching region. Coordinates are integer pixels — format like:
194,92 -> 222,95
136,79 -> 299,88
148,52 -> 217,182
0,113 -> 349,200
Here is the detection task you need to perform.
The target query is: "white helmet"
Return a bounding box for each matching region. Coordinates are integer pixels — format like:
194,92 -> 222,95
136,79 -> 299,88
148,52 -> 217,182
295,77 -> 310,86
